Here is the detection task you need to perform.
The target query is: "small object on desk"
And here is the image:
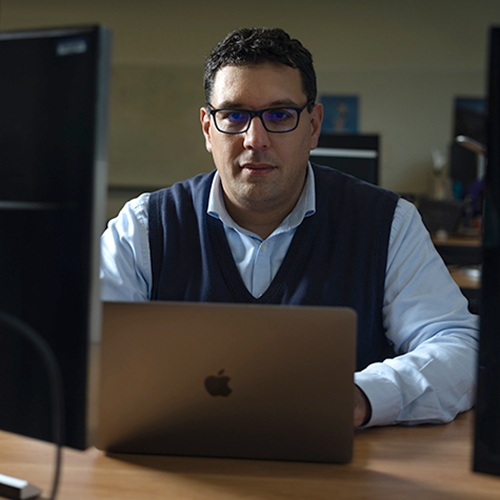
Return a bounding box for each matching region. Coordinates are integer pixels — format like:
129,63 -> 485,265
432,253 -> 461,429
449,266 -> 481,289
434,229 -> 449,242
0,473 -> 42,500
463,266 -> 482,280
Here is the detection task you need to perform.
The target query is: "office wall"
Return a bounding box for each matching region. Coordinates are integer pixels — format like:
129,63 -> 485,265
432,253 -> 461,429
2,0 -> 500,218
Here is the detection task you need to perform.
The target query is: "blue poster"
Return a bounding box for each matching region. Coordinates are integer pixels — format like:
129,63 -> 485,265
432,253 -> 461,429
320,95 -> 359,134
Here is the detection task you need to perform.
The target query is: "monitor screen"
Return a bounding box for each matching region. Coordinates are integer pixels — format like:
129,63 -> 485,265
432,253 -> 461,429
0,25 -> 111,450
474,26 -> 500,476
309,134 -> 379,185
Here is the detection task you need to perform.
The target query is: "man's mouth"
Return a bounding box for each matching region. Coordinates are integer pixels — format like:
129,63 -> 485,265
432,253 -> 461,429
240,163 -> 277,175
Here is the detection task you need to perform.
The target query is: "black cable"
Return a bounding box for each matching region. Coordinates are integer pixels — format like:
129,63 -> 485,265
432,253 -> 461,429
0,311 -> 65,500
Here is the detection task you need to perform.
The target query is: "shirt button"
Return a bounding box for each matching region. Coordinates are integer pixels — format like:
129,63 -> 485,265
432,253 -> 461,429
260,244 -> 267,252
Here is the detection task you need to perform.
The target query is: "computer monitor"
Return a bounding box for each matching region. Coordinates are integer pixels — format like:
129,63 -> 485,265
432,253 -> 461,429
309,134 -> 379,185
474,26 -> 500,477
451,141 -> 481,193
0,25 -> 111,453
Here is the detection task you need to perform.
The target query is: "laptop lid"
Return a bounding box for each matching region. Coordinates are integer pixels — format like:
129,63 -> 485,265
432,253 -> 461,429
96,301 -> 357,463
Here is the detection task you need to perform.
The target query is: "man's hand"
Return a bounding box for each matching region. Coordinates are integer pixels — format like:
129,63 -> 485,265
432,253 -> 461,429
354,385 -> 371,427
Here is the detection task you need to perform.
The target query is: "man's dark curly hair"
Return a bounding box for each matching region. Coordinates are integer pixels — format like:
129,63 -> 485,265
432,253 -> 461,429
204,27 -> 317,109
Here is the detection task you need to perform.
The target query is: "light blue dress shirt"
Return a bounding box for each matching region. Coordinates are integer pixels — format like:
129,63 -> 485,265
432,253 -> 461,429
100,165 -> 479,427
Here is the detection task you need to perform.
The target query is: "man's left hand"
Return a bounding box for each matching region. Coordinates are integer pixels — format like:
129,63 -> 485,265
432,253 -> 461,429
354,385 -> 371,427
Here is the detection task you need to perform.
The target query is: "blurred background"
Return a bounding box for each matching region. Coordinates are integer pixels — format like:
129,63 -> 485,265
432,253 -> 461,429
1,0 -> 499,220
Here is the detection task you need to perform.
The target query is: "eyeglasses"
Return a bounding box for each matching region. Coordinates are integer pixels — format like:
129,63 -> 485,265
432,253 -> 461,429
206,100 -> 314,134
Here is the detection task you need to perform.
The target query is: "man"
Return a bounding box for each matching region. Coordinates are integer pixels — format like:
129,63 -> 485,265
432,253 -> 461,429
100,27 -> 478,428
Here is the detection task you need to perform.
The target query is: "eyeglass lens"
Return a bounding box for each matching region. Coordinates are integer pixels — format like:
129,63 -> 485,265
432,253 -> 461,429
215,108 -> 299,133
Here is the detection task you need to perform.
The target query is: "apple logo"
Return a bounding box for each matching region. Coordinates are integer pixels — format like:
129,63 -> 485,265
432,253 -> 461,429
204,369 -> 232,397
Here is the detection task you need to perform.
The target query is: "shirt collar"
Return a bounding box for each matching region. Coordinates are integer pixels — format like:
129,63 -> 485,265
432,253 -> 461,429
207,163 -> 316,238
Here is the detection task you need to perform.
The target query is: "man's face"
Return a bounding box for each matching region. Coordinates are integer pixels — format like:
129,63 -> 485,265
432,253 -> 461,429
201,62 -> 323,218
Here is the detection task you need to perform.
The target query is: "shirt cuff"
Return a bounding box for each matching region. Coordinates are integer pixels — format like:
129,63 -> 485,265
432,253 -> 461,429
354,364 -> 401,427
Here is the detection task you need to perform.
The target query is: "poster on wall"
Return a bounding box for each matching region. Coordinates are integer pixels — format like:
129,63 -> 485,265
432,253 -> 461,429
320,95 -> 359,134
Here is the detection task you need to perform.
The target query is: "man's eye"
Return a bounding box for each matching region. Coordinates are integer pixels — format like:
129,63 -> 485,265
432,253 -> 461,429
220,111 -> 248,123
265,109 -> 294,122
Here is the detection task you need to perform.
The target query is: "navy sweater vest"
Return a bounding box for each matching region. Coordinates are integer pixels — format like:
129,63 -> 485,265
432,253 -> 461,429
148,164 -> 399,370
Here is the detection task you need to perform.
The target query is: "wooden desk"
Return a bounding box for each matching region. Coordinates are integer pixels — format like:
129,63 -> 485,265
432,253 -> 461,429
432,234 -> 482,267
432,235 -> 481,247
449,266 -> 481,290
431,234 -> 482,312
0,411 -> 499,499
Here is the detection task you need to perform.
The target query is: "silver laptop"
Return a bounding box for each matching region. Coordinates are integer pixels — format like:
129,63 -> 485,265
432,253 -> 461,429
96,301 -> 357,463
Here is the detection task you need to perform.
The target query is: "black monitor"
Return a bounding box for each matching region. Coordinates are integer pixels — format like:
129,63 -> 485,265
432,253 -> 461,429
474,26 -> 500,477
450,141 -> 481,193
309,134 -> 379,185
0,24 -> 110,457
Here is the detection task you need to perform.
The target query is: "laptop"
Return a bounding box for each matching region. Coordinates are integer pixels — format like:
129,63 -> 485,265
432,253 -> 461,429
96,301 -> 357,463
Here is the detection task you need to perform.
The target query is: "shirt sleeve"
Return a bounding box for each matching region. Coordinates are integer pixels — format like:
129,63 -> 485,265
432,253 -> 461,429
100,193 -> 152,301
355,198 -> 480,427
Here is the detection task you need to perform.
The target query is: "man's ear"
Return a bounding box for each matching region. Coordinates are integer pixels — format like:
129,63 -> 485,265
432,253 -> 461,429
200,107 -> 213,153
309,103 -> 323,151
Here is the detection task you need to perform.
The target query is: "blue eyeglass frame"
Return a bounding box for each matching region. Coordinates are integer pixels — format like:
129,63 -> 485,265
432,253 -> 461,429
206,100 -> 315,134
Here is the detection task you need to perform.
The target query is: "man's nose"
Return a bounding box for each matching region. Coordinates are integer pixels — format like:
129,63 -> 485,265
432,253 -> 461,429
242,116 -> 271,150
